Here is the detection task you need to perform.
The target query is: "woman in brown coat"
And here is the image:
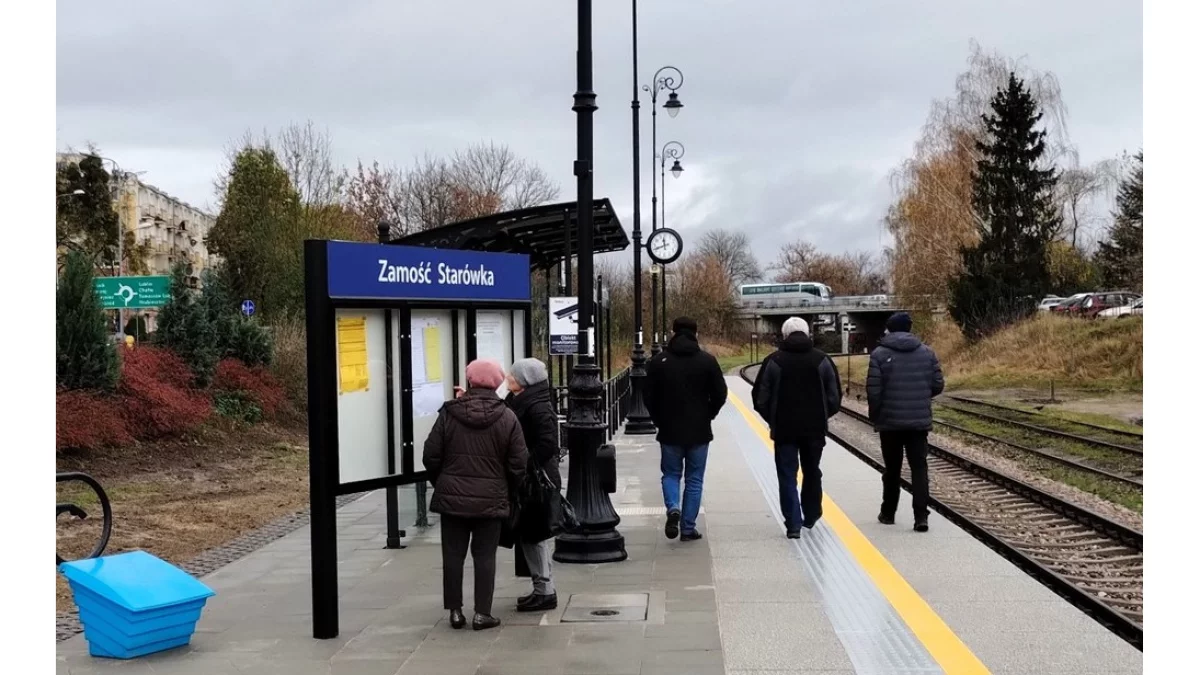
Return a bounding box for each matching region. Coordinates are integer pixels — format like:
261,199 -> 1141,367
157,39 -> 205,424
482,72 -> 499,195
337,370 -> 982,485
423,359 -> 528,631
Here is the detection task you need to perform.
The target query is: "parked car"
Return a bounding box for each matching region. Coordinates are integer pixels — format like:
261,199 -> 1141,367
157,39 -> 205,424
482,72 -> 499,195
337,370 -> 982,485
1099,297 -> 1143,318
1038,296 -> 1065,311
1076,292 -> 1141,318
1050,293 -> 1089,315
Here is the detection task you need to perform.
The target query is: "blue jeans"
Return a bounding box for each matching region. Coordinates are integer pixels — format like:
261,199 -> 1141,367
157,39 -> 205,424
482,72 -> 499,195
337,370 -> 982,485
661,444 -> 709,535
775,438 -> 825,531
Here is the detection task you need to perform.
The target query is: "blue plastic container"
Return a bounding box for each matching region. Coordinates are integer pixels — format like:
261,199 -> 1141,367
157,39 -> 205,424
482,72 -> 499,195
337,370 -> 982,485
59,550 -> 215,659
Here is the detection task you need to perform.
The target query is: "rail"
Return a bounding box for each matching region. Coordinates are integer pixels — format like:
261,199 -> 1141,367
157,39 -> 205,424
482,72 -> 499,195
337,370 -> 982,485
56,472 -> 113,566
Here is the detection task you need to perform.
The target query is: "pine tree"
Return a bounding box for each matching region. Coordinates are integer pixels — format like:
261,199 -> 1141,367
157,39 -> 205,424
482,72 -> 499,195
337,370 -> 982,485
156,263 -> 219,386
950,73 -> 1061,340
201,264 -> 273,367
57,250 -> 119,391
1095,151 -> 1143,292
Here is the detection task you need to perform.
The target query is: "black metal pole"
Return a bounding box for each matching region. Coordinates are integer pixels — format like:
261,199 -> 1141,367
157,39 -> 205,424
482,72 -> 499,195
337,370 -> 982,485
305,240 -> 339,639
660,156 -> 668,342
545,269 -> 553,393
555,0 -> 626,564
377,222 -> 403,550
596,274 -> 605,380
624,0 -> 655,434
563,210 -> 574,379
649,79 -> 660,356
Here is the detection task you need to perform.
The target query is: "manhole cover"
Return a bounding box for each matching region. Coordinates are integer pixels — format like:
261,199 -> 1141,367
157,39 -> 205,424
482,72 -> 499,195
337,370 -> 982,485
590,609 -> 619,617
561,592 -> 650,623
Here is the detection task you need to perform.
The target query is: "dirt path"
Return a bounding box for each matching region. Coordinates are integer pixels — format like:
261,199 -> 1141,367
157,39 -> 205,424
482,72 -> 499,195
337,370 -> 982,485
55,422 -> 310,614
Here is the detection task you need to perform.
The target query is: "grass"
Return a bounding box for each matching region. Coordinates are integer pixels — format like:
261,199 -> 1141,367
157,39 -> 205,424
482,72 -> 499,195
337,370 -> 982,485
925,313 -> 1142,393
55,422 -> 311,614
933,408 -> 1142,513
717,350 -> 755,373
944,399 -> 1142,447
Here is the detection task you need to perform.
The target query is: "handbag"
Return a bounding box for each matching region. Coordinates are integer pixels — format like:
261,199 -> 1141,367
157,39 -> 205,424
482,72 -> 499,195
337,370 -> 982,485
519,467 -> 579,543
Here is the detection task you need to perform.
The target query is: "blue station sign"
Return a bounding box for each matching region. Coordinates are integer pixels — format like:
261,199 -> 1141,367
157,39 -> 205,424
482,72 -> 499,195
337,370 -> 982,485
326,241 -> 531,302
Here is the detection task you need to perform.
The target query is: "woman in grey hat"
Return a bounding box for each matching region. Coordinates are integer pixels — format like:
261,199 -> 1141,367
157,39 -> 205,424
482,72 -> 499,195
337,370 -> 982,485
504,357 -> 561,612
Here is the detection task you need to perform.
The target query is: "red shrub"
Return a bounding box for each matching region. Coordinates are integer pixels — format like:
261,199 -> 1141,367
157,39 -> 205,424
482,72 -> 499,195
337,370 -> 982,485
213,358 -> 287,418
118,346 -> 211,438
56,389 -> 134,451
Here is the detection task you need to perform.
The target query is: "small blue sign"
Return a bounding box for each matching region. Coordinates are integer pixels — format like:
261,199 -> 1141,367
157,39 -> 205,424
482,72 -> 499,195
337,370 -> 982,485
241,300 -> 256,317
326,241 -> 531,302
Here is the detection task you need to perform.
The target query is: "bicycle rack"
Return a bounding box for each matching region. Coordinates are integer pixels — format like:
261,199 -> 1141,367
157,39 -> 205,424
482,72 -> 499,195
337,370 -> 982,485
56,471 -> 113,566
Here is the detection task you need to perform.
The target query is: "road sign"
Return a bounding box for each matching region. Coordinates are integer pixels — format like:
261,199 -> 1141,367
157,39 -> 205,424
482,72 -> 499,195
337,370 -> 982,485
241,300 -> 256,317
549,296 -> 579,355
93,276 -> 170,310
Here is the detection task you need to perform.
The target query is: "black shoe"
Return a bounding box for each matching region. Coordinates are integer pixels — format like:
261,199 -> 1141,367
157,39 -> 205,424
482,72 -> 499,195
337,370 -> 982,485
472,614 -> 501,631
914,520 -> 929,533
878,513 -> 895,525
786,529 -> 802,539
517,592 -> 536,608
665,509 -> 681,540
517,593 -> 558,613
680,531 -> 703,542
449,609 -> 466,630
802,518 -> 819,529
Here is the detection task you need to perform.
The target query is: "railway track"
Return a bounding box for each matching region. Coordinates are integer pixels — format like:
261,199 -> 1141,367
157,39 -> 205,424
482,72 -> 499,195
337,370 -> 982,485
841,379 -> 1142,488
944,394 -> 1142,440
740,364 -> 1143,650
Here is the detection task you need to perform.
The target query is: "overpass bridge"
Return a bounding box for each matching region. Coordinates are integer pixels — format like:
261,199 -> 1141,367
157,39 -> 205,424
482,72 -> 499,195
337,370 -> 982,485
736,294 -> 940,354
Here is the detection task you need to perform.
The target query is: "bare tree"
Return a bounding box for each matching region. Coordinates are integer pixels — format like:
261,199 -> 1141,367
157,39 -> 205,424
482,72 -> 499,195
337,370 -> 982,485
345,160 -> 407,238
450,142 -> 560,210
276,121 -> 345,206
770,239 -> 886,295
697,229 -> 762,287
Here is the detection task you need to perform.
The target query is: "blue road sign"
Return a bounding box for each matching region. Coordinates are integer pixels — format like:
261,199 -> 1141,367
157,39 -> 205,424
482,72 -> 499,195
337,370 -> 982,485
241,300 -> 256,317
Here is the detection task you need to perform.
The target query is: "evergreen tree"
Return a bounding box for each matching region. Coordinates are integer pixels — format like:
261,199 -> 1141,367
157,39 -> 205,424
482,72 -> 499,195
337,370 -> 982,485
208,147 -> 305,318
950,73 -> 1061,340
156,263 -> 219,386
57,250 -> 119,391
1095,151 -> 1143,291
200,264 -> 273,367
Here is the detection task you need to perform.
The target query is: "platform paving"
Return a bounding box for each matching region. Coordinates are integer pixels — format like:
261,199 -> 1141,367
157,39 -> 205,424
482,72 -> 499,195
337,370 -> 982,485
56,376 -> 1144,674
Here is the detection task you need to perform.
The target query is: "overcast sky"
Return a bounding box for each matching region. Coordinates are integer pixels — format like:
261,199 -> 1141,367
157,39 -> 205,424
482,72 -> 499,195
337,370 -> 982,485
56,0 -> 1142,267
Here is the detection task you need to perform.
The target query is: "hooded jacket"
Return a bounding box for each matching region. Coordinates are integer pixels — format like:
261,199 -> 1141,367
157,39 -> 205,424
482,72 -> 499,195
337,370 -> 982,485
752,332 -> 842,442
422,388 -> 528,519
645,331 -> 728,446
505,380 -> 562,489
865,331 -> 945,432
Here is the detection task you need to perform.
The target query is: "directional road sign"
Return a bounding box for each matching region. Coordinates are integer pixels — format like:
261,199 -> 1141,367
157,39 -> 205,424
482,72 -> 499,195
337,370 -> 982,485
92,276 -> 170,310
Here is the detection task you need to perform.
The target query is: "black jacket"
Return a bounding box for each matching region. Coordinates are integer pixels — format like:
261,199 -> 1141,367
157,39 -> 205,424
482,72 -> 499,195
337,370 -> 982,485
752,332 -> 842,442
505,381 -> 562,489
645,332 -> 729,446
422,388 -> 528,519
866,332 -> 945,432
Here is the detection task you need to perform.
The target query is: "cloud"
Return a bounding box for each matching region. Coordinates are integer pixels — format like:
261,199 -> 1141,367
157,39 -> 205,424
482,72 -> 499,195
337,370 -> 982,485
56,0 -> 1142,264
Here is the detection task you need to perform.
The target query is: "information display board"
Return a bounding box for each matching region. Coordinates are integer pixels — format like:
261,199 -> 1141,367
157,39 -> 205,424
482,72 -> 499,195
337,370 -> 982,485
549,296 -> 579,355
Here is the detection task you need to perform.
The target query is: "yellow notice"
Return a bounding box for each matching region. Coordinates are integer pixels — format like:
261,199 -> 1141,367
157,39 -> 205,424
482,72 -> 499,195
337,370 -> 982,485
337,316 -> 369,394
423,326 -> 443,382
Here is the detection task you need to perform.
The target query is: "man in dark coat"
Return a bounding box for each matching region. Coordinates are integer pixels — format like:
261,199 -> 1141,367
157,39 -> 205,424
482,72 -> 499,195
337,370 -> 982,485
752,317 -> 842,538
423,359 -> 528,631
504,357 -> 561,613
866,312 -> 945,532
645,317 -> 728,541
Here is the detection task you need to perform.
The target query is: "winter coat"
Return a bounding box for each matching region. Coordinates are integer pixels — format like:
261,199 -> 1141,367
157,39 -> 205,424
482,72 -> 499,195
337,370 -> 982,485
505,381 -> 562,489
422,388 -> 529,519
645,332 -> 729,446
752,332 -> 842,442
865,332 -> 945,432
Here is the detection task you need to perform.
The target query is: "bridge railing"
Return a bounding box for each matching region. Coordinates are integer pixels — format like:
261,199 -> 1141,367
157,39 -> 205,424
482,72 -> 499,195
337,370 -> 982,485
737,294 -> 938,312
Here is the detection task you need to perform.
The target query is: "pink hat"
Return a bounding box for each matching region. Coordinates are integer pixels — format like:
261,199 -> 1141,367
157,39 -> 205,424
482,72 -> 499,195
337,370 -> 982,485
465,359 -> 505,390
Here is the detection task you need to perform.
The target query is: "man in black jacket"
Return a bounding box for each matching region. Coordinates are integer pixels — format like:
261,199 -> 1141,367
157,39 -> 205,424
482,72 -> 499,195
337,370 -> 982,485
752,317 -> 842,538
645,317 -> 728,541
866,312 -> 945,532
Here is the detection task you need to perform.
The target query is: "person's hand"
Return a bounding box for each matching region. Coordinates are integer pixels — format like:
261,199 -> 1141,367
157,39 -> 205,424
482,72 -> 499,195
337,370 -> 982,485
453,386 -> 465,399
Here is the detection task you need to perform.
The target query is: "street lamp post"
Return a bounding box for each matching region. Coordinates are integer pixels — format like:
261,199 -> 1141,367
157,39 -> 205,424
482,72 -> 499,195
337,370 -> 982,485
659,141 -> 684,343
554,0 -> 627,565
623,0 -> 655,435
644,65 -> 683,356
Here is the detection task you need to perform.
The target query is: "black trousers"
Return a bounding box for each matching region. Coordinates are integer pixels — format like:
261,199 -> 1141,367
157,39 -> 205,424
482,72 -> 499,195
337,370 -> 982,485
440,515 -> 502,615
879,430 -> 930,521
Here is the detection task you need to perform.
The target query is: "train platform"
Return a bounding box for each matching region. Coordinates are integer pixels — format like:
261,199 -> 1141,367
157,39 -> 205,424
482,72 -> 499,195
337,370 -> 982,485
55,376 -> 1143,674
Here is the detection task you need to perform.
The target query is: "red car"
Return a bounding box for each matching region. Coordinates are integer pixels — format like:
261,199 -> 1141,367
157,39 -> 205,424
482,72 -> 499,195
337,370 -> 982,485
1073,292 -> 1141,318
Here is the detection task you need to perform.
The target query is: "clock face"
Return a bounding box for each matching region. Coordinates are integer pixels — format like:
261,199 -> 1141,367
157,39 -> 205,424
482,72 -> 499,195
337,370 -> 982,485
648,229 -> 682,264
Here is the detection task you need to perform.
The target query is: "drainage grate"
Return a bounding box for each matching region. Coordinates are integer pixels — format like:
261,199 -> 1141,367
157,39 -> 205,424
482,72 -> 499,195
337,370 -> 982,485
560,592 -> 649,623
